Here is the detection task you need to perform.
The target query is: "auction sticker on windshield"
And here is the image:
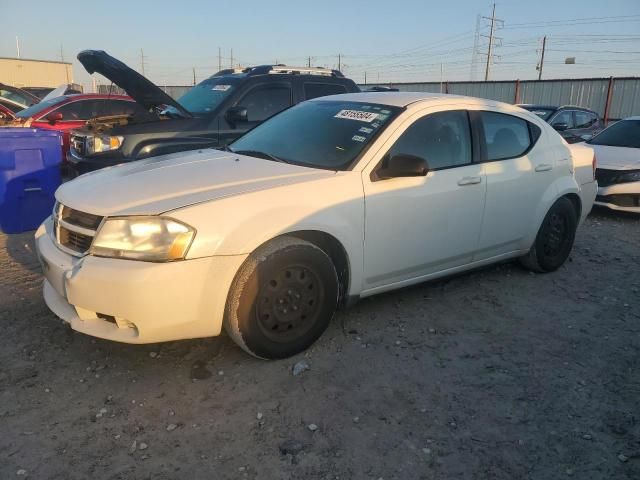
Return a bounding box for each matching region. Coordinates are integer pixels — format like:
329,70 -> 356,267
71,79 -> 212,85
212,85 -> 232,91
334,110 -> 379,122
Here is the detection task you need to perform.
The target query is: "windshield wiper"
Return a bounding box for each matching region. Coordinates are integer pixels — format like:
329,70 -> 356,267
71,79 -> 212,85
230,149 -> 288,163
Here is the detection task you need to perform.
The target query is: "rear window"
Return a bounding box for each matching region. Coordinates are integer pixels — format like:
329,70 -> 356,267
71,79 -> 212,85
304,83 -> 348,100
588,120 -> 640,148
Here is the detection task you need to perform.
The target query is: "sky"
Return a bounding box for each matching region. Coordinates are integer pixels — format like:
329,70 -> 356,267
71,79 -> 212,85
2,0 -> 640,90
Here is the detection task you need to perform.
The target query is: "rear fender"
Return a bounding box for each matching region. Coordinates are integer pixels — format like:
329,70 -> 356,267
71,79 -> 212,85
524,176 -> 580,248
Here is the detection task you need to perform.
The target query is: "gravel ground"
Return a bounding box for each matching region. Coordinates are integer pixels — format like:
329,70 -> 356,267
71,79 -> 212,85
1,208 -> 639,480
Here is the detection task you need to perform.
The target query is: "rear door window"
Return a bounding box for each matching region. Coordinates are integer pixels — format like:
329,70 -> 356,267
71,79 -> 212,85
304,83 -> 348,100
480,111 -> 533,161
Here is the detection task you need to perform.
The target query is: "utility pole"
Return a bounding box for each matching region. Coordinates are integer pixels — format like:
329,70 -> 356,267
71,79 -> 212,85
218,47 -> 222,72
308,56 -> 312,68
61,45 -> 70,83
15,36 -> 20,58
140,49 -> 146,76
230,48 -> 233,69
538,36 -> 547,80
192,67 -> 196,85
440,63 -> 444,93
482,3 -> 503,81
364,71 -> 367,85
337,54 -> 341,71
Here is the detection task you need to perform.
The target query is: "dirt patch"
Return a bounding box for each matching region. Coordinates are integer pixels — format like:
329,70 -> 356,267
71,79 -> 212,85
1,208 -> 639,479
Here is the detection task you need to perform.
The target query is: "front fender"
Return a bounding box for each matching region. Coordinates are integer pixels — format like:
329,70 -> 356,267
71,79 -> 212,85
169,173 -> 366,294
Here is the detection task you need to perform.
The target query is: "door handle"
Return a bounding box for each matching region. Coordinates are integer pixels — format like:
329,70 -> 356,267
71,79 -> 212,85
457,176 -> 482,186
535,164 -> 553,172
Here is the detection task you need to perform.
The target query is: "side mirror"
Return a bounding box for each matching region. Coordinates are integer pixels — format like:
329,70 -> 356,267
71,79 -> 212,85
377,154 -> 429,180
552,122 -> 569,132
45,112 -> 63,125
225,106 -> 248,125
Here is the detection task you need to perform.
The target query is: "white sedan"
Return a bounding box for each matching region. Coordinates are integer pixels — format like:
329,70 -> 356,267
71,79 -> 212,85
35,92 -> 597,359
588,116 -> 640,213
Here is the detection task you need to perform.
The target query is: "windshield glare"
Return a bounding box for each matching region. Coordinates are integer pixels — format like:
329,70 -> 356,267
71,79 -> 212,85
588,120 -> 640,148
230,100 -> 401,170
172,76 -> 241,115
15,96 -> 67,119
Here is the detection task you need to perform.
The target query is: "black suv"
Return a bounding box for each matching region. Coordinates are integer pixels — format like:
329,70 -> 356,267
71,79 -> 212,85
518,104 -> 603,144
68,50 -> 360,175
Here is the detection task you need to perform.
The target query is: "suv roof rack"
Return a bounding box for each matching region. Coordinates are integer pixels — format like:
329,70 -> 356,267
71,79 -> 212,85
213,65 -> 344,78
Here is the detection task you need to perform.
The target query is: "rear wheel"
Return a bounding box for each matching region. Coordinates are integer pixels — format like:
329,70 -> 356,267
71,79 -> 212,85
520,197 -> 578,273
224,236 -> 339,359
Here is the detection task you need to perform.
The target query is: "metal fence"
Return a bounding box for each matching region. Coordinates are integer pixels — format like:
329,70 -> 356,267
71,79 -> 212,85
97,84 -> 191,100
361,77 -> 640,122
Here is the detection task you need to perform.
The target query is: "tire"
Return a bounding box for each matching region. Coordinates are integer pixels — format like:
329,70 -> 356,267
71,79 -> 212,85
519,197 -> 578,273
224,236 -> 339,359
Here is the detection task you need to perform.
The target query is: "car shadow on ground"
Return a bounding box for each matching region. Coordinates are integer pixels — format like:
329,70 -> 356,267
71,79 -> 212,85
3,229 -> 41,274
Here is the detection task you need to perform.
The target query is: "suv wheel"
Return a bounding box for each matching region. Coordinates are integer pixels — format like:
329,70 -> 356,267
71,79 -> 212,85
224,236 -> 339,359
520,197 -> 578,273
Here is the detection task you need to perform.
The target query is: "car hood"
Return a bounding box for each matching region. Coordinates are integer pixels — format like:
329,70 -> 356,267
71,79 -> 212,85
589,144 -> 640,170
77,50 -> 193,118
55,149 -> 336,216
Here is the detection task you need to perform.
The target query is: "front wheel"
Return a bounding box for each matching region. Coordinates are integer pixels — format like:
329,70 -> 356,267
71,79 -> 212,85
519,197 -> 578,273
224,236 -> 339,359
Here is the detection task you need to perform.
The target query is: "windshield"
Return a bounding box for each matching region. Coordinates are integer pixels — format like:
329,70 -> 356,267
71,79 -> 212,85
230,100 -> 401,170
169,76 -> 242,115
0,88 -> 33,108
15,96 -> 68,119
588,120 -> 640,148
521,106 -> 555,121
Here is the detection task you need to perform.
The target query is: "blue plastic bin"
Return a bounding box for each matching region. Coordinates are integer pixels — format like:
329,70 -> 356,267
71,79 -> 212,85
0,128 -> 62,234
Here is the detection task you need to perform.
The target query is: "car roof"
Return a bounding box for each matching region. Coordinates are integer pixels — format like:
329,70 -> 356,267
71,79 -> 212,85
60,94 -> 133,101
312,91 -> 475,107
519,104 -> 596,112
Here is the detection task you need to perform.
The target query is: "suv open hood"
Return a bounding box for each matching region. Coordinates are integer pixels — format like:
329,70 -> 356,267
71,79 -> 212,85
77,50 -> 193,118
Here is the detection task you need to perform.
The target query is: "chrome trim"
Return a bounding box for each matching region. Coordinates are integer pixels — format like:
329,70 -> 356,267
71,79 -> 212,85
57,218 -> 97,237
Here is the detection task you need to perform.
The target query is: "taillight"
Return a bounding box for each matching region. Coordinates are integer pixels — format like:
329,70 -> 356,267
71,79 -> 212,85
592,153 -> 597,181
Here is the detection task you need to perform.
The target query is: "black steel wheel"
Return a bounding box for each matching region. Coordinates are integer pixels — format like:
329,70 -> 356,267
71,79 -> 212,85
224,236 -> 339,359
520,197 -> 578,273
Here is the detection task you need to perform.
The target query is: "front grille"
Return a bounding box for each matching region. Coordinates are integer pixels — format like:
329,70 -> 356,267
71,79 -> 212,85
60,206 -> 103,230
54,203 -> 103,256
595,168 -> 640,187
58,226 -> 93,253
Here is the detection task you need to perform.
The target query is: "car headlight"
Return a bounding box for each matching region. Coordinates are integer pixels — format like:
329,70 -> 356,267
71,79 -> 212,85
86,134 -> 124,154
90,217 -> 195,262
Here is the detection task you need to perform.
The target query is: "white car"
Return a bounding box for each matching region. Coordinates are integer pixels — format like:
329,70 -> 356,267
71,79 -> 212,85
35,93 -> 597,359
588,117 -> 640,213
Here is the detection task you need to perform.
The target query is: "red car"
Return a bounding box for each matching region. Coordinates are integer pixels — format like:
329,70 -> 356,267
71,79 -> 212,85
12,94 -> 147,154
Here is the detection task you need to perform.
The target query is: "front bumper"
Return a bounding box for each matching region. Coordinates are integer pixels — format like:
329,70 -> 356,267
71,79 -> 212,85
35,218 -> 247,344
594,181 -> 640,214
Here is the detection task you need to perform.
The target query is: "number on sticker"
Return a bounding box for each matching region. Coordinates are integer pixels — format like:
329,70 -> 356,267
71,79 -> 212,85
335,110 -> 379,123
